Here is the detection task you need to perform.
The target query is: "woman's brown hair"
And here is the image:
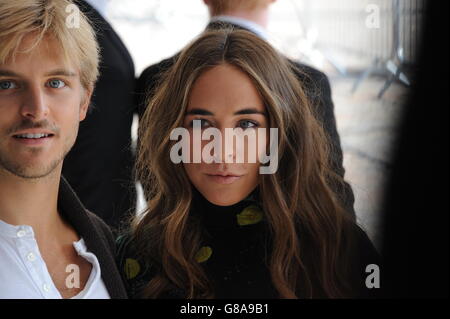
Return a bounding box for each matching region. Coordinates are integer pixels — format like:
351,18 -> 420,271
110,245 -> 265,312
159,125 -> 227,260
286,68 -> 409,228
132,28 -> 357,298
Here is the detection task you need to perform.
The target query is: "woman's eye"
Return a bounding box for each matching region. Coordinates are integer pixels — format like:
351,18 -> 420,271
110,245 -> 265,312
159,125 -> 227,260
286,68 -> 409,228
190,119 -> 211,128
238,120 -> 258,129
47,79 -> 66,89
0,81 -> 18,90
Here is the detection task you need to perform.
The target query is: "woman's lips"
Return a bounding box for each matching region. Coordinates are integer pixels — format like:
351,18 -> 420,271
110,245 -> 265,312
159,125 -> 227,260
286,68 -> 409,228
205,174 -> 243,184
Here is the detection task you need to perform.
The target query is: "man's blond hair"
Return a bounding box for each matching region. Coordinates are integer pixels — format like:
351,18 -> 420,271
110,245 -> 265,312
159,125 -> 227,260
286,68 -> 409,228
209,0 -> 271,16
0,0 -> 99,90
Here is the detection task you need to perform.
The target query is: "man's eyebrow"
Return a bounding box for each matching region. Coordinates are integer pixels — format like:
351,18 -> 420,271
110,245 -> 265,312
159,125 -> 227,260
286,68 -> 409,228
44,69 -> 77,77
185,108 -> 267,116
0,69 -> 77,77
0,70 -> 20,77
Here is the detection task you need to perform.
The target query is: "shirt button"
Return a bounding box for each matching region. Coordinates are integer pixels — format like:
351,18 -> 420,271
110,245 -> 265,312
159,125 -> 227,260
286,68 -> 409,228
17,230 -> 26,238
43,284 -> 50,292
27,252 -> 36,262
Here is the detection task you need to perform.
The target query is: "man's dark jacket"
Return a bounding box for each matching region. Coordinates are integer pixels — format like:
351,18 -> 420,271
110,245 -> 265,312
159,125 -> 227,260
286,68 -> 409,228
63,1 -> 137,230
58,177 -> 127,298
135,21 -> 356,218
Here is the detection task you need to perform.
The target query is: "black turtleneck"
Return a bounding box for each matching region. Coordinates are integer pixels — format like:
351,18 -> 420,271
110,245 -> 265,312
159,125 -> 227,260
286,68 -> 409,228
190,188 -> 278,298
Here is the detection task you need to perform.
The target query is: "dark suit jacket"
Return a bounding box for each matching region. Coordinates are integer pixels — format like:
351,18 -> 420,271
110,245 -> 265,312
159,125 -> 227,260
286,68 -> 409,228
63,1 -> 137,230
58,177 -> 127,298
135,21 -> 356,219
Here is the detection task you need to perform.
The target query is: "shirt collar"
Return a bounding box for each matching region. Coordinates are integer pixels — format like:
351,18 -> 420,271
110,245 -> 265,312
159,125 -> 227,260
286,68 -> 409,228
210,15 -> 269,40
0,219 -> 35,239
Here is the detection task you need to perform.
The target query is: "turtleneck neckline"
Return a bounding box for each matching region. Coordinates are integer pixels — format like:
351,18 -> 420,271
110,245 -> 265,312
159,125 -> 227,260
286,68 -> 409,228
191,188 -> 263,230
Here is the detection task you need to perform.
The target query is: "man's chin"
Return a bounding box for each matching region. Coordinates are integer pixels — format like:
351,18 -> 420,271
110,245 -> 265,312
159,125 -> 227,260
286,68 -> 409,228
0,158 -> 63,180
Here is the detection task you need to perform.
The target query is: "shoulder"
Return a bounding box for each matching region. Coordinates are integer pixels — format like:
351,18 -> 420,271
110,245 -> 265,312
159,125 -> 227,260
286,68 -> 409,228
136,55 -> 179,116
59,177 -> 115,248
115,232 -> 154,298
288,60 -> 329,83
84,210 -> 116,249
116,231 -> 137,266
84,210 -> 111,236
288,60 -> 332,96
138,55 -> 178,90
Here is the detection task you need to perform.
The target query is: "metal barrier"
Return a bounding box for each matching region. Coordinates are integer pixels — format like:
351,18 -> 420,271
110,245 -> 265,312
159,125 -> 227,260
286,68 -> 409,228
293,0 -> 425,97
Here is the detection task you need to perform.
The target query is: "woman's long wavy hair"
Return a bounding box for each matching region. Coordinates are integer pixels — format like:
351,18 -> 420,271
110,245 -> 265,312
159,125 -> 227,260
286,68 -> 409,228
132,28 -> 357,298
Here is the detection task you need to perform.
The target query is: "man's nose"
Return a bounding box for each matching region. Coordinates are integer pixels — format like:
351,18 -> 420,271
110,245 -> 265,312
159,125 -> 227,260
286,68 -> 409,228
20,86 -> 49,120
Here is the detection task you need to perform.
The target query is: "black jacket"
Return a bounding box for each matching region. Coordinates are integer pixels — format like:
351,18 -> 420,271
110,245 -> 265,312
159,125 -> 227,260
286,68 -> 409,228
63,1 -> 137,230
135,21 -> 356,218
59,176 -> 127,299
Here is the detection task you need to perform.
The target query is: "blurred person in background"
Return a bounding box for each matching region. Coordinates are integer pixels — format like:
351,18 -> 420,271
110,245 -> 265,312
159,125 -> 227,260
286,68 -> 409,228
136,0 -> 356,219
63,0 -> 137,232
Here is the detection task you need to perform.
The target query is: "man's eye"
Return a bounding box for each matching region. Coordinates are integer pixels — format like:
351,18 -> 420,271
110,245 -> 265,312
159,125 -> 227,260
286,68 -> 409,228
238,120 -> 258,129
47,79 -> 66,89
0,81 -> 18,90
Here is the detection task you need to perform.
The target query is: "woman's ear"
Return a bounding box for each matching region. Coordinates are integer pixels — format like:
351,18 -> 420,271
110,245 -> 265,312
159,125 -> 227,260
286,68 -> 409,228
79,87 -> 93,121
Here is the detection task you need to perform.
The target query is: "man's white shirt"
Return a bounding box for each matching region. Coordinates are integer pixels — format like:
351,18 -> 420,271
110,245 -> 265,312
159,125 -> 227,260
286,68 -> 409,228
210,15 -> 269,40
0,219 -> 110,299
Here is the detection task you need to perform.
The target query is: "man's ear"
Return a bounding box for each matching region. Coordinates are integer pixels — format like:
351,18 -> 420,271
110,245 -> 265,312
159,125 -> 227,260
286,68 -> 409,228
79,87 -> 93,121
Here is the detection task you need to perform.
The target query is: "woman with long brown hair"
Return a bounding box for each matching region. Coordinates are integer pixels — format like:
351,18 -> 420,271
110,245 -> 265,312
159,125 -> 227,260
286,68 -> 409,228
117,29 -> 381,299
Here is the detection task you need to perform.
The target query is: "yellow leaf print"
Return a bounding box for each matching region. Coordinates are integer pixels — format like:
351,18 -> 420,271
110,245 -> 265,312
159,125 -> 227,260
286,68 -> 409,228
124,258 -> 141,280
195,246 -> 213,263
237,205 -> 263,226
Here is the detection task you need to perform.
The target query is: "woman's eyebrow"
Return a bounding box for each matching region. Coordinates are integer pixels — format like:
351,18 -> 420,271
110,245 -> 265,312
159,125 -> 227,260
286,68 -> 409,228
185,108 -> 214,116
234,108 -> 267,116
186,108 -> 267,116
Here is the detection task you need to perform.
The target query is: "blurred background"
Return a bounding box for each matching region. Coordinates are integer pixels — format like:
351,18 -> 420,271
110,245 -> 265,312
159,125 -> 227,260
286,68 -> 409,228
102,0 -> 425,251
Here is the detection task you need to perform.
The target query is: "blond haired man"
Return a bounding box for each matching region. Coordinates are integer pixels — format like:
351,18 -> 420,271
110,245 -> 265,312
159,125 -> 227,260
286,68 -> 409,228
0,0 -> 126,298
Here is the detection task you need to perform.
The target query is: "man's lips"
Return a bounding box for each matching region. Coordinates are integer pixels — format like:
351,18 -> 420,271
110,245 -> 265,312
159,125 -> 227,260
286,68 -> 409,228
11,130 -> 56,146
205,173 -> 243,185
12,129 -> 56,137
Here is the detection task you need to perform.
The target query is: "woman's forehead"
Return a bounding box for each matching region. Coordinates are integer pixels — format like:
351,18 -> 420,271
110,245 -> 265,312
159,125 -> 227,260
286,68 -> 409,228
187,64 -> 265,114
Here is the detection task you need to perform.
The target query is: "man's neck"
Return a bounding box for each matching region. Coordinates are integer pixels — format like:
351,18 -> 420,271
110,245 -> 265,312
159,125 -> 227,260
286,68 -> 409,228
0,167 -> 62,240
213,8 -> 270,29
210,15 -> 269,40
